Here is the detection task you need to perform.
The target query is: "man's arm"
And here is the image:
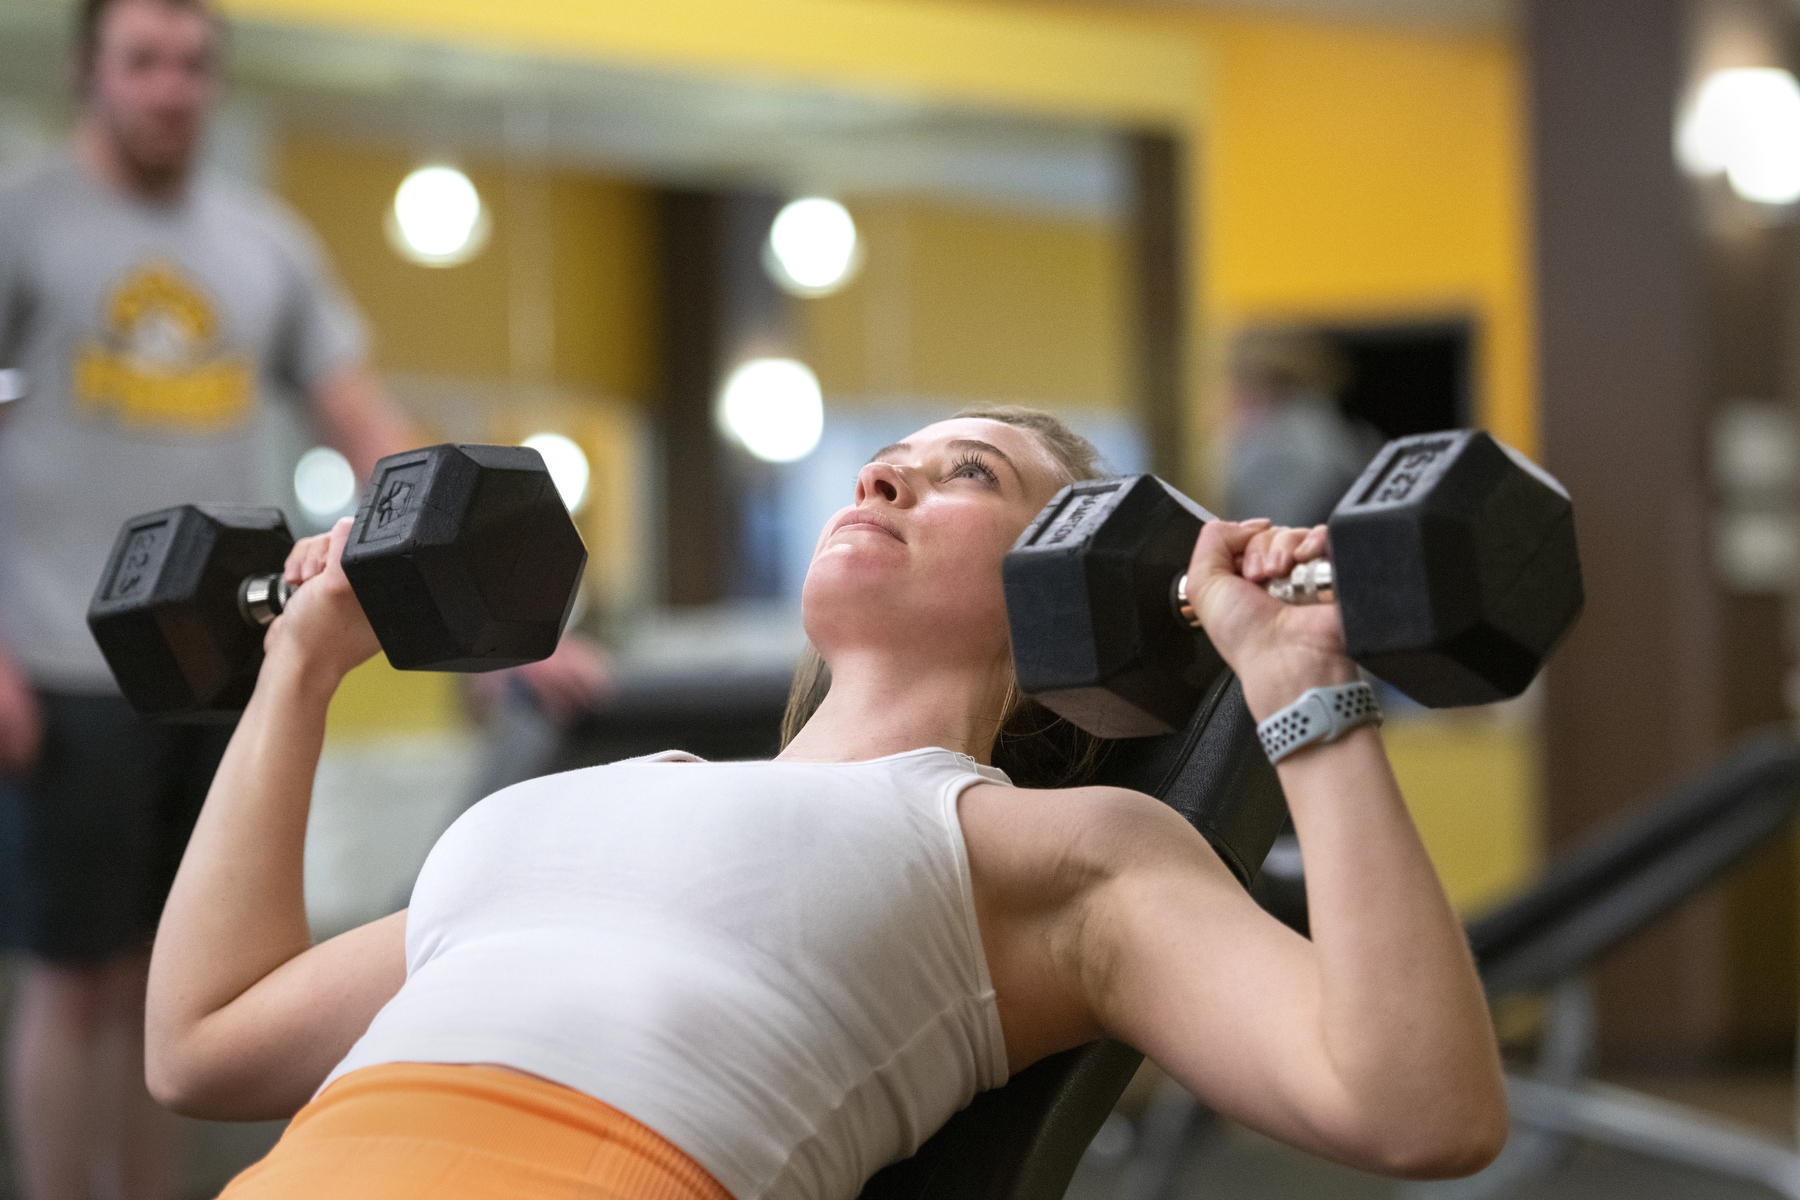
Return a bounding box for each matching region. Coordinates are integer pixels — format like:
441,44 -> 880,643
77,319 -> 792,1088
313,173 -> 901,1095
0,634 -> 40,771
0,180 -> 42,771
310,363 -> 418,478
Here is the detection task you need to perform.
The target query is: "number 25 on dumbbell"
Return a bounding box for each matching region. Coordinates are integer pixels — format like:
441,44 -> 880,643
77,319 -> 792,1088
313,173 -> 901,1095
1004,430 -> 1585,738
86,444 -> 588,720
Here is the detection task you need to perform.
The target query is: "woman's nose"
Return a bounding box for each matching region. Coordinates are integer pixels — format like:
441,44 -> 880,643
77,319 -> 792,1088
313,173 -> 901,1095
856,461 -> 909,506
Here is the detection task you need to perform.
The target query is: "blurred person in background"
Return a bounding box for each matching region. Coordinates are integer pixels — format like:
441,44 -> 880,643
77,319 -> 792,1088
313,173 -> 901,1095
1225,327 -> 1380,528
0,0 -> 603,1195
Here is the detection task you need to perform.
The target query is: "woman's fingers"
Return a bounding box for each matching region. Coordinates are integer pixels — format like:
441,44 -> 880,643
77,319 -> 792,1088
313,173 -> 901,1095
322,517 -> 354,580
280,519 -> 356,588
1297,524 -> 1329,562
1242,525 -> 1317,582
1185,519 -> 1282,633
283,536 -> 316,585
1191,518 -> 1267,584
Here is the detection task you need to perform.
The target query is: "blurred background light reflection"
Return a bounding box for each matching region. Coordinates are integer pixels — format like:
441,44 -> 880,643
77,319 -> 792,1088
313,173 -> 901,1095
523,432 -> 593,515
1677,67 -> 1800,204
387,165 -> 491,265
765,198 -> 860,296
293,445 -> 357,520
718,358 -> 825,463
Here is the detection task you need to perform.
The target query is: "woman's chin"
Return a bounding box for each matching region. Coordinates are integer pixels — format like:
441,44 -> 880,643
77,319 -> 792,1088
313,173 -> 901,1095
802,546 -> 905,600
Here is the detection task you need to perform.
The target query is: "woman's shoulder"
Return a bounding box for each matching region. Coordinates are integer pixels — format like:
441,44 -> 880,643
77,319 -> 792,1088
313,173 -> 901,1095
618,750 -> 707,765
959,779 -> 1204,879
966,778 -> 1167,818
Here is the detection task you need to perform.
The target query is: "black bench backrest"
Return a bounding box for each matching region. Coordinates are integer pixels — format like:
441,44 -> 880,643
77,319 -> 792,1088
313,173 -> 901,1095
1470,732 -> 1800,998
857,670 -> 1287,1200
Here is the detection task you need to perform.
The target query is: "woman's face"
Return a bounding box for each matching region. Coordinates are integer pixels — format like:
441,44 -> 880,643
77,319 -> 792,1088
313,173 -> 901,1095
801,418 -> 1070,667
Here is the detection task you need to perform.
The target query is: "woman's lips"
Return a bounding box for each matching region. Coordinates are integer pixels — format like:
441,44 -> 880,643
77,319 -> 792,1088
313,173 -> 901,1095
831,510 -> 905,542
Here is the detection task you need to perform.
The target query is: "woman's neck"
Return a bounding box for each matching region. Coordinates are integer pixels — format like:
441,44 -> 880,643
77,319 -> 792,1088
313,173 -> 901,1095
778,647 -> 1012,766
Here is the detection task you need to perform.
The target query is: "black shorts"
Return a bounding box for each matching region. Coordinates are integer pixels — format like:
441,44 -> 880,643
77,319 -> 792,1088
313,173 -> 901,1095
0,691 -> 233,964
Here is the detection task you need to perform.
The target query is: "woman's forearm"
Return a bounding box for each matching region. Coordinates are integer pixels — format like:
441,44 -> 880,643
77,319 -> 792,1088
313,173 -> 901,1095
146,650 -> 341,1077
1162,519 -> 1505,1173
1276,725 -> 1505,1169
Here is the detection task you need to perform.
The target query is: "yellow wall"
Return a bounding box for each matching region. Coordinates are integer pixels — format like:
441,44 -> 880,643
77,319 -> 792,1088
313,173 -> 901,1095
224,0 -> 1196,130
276,134 -> 656,400
1017,2 -> 1531,470
278,134 -> 659,738
1191,10 -> 1533,458
802,198 -> 1128,410
1194,9 -> 1541,904
547,179 -> 659,401
1020,2 -> 1542,900
1385,718 -> 1541,913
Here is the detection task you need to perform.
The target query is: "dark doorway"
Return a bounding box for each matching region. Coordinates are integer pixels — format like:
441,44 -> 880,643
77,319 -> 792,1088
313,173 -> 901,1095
1314,319 -> 1473,440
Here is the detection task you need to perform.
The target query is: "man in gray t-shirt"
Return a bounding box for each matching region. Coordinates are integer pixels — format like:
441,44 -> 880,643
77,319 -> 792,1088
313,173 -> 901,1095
0,159 -> 372,689
0,0 -> 416,1193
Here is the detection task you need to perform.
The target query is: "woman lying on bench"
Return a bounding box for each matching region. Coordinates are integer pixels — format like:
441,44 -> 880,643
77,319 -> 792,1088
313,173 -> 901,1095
146,407 -> 1506,1200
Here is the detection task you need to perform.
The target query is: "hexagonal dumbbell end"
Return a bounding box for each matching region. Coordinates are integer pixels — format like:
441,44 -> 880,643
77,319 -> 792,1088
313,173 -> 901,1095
341,444 -> 587,671
1328,430 -> 1584,707
1004,475 -> 1229,738
87,505 -> 295,720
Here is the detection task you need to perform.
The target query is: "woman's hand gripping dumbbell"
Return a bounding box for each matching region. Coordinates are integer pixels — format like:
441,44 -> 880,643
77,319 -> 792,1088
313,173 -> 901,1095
1003,429 -> 1584,739
1176,535 -> 1335,617
87,444 -> 588,720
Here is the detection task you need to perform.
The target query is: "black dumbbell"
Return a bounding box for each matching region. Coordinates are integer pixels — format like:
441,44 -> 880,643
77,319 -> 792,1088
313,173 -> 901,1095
87,443 -> 588,721
1003,430 -> 1584,738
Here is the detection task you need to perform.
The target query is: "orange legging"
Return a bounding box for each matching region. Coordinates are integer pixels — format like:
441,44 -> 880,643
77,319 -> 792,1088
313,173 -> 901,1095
217,1063 -> 734,1200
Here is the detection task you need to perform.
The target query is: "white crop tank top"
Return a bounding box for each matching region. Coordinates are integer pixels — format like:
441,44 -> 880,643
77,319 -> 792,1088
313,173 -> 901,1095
321,748 -> 1012,1200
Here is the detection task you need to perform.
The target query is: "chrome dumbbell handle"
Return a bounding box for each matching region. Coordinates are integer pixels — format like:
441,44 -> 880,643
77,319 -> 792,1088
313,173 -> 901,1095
1266,558 -> 1334,605
236,573 -> 297,627
1173,559 -> 1336,628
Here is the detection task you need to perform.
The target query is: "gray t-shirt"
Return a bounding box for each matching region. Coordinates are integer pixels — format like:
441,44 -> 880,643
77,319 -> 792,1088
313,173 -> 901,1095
0,153 -> 366,692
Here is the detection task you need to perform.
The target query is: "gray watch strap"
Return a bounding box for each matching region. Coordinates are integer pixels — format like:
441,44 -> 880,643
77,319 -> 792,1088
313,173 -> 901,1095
1256,682 -> 1383,764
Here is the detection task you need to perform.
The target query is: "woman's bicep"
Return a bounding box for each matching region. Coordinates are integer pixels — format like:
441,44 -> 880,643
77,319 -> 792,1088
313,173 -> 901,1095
151,909 -> 408,1121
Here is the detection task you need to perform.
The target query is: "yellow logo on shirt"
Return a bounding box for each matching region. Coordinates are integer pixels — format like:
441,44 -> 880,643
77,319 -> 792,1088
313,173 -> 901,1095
73,262 -> 252,431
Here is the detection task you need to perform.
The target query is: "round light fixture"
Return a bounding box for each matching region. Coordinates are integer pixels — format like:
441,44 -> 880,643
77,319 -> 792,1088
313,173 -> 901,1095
1677,68 -> 1800,205
765,198 -> 860,297
522,432 -> 591,514
387,165 -> 491,266
718,358 -> 824,463
294,445 -> 356,519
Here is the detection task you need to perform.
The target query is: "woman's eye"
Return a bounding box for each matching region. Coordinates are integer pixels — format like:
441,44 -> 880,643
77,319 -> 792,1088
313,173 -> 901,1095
949,456 -> 998,484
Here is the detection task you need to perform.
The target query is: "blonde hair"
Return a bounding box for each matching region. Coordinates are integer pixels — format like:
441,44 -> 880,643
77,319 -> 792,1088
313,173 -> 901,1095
779,406 -> 1111,789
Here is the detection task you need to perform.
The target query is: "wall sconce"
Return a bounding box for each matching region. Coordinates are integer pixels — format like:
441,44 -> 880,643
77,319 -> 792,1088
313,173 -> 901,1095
386,165 -> 491,266
718,358 -> 824,462
1677,68 -> 1800,205
765,198 -> 861,297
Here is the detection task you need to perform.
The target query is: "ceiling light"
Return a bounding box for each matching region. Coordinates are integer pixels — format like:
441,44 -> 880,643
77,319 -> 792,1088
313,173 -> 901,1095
523,432 -> 591,514
294,445 -> 356,519
387,165 -> 491,266
766,198 -> 860,297
718,358 -> 824,463
1677,68 -> 1800,204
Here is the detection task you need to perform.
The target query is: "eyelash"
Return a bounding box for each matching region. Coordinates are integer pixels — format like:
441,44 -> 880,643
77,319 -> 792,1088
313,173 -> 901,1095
948,453 -> 999,485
